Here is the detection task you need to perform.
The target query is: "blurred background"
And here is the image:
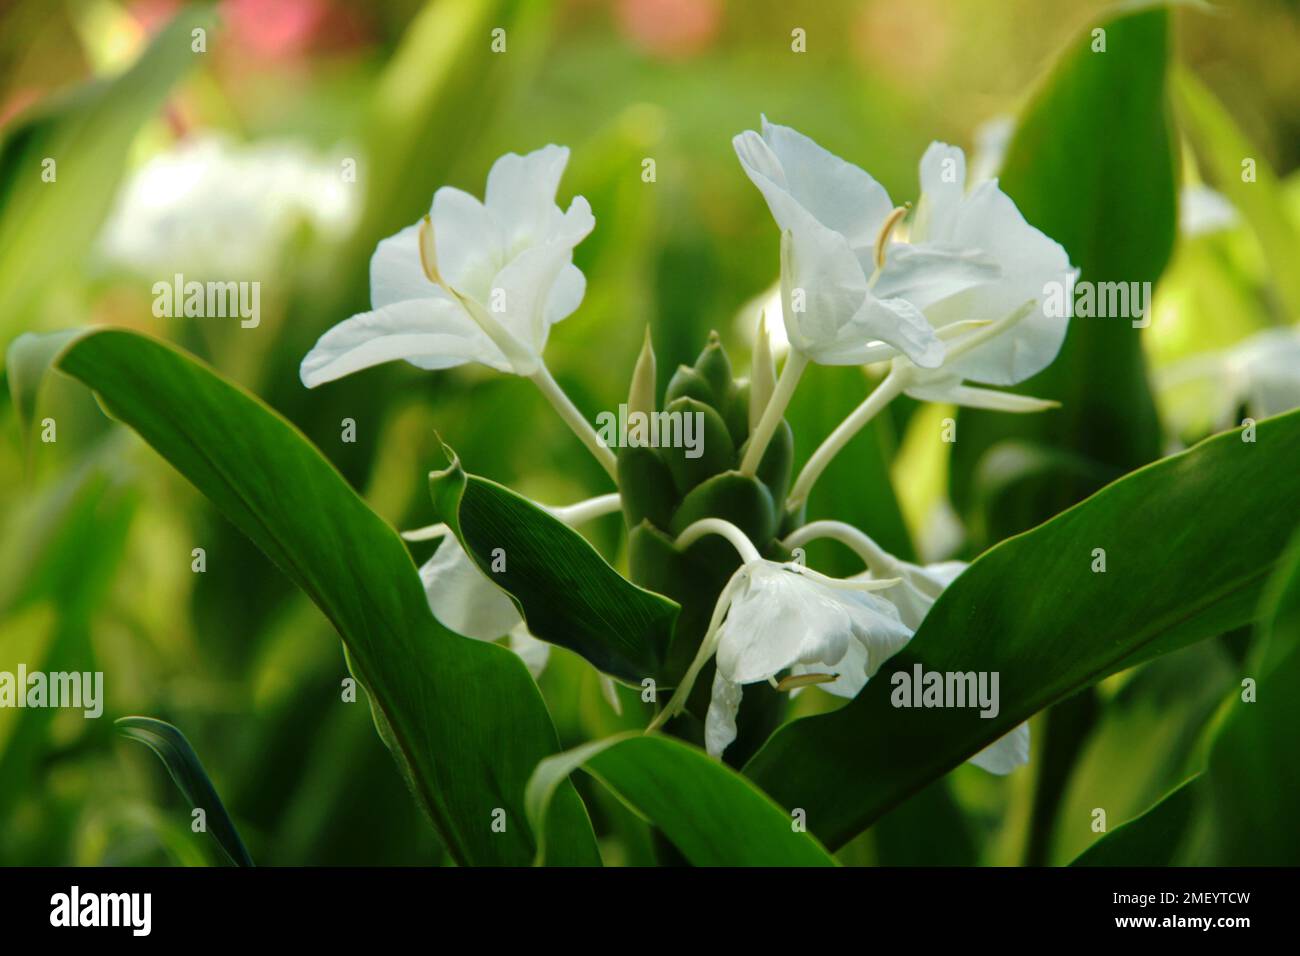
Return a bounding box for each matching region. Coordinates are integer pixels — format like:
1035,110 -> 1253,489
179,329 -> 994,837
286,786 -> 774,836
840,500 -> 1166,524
1,0 -> 1297,865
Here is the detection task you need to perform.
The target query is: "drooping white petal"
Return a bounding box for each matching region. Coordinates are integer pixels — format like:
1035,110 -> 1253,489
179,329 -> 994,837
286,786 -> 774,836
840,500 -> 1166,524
299,297 -> 509,387
716,567 -> 844,685
790,587 -> 912,698
968,721 -> 1030,774
419,534 -> 523,641
507,624 -> 551,679
704,670 -> 743,759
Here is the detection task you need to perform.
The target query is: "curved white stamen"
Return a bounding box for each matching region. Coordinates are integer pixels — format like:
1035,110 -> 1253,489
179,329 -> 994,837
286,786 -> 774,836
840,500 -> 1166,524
783,520 -> 896,578
674,518 -> 763,564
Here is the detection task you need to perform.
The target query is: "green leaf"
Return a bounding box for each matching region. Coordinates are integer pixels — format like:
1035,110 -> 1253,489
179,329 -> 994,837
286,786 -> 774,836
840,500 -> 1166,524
42,327 -> 599,866
526,733 -> 835,866
950,6 -> 1176,541
429,454 -> 678,684
1197,527 -> 1300,863
0,6 -> 214,325
115,717 -> 255,867
1070,776 -> 1200,867
745,409 -> 1300,850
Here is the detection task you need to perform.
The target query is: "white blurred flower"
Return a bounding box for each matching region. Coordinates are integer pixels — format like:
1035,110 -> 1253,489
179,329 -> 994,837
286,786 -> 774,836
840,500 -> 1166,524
1158,325 -> 1300,435
98,134 -> 357,279
1179,184 -> 1239,238
300,145 -> 593,387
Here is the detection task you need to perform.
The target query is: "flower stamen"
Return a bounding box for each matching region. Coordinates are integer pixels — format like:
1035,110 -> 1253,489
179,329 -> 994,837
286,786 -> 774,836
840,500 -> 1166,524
873,204 -> 910,270
417,214 -> 444,286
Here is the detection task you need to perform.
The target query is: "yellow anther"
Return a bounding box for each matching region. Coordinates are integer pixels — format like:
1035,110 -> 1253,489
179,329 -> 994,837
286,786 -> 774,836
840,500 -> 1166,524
418,214 -> 443,286
776,672 -> 838,692
873,204 -> 910,270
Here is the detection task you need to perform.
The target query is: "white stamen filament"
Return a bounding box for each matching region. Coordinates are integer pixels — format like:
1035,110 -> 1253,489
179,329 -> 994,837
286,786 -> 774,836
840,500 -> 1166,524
787,365 -> 911,511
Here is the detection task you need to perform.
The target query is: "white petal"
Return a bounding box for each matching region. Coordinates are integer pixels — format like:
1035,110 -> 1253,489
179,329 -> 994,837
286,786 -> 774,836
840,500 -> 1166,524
753,118 -> 894,250
854,296 -> 945,369
299,298 -> 508,387
370,224 -> 437,308
431,186 -> 504,300
507,624 -> 550,679
932,181 -> 1075,386
419,534 -> 523,641
489,241 -> 577,356
871,243 -> 1001,311
911,142 -> 967,243
968,721 -> 1030,774
545,262 -> 586,327
906,381 -> 1059,413
704,671 -> 743,758
485,144 -> 571,251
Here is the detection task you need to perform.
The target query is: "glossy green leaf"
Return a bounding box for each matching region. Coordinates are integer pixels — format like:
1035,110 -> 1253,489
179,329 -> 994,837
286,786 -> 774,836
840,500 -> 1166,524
116,717 -> 254,867
429,454 -> 678,684
1198,527 -> 1300,863
39,327 -> 598,866
746,409 -> 1300,850
950,7 -> 1176,542
527,733 -> 835,866
0,6 -> 214,326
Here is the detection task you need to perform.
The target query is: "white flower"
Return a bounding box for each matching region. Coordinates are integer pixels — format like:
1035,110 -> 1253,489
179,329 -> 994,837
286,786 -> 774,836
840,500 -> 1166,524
99,134 -> 357,279
1158,325 -> 1300,436
733,117 -> 951,368
893,141 -> 1077,408
300,145 -> 593,387
733,118 -> 1076,407
702,560 -> 912,758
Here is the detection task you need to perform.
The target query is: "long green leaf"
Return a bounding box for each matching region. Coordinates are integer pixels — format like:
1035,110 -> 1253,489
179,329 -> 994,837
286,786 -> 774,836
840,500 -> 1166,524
115,717 -> 254,867
429,455 -> 678,683
950,6 -> 1176,542
745,409 -> 1300,850
36,327 -> 599,866
527,733 -> 835,866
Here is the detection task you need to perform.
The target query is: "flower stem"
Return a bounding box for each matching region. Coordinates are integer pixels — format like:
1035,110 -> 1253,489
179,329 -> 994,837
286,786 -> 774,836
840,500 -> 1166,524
739,349 -> 808,476
786,365 -> 908,510
529,365 -> 619,482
